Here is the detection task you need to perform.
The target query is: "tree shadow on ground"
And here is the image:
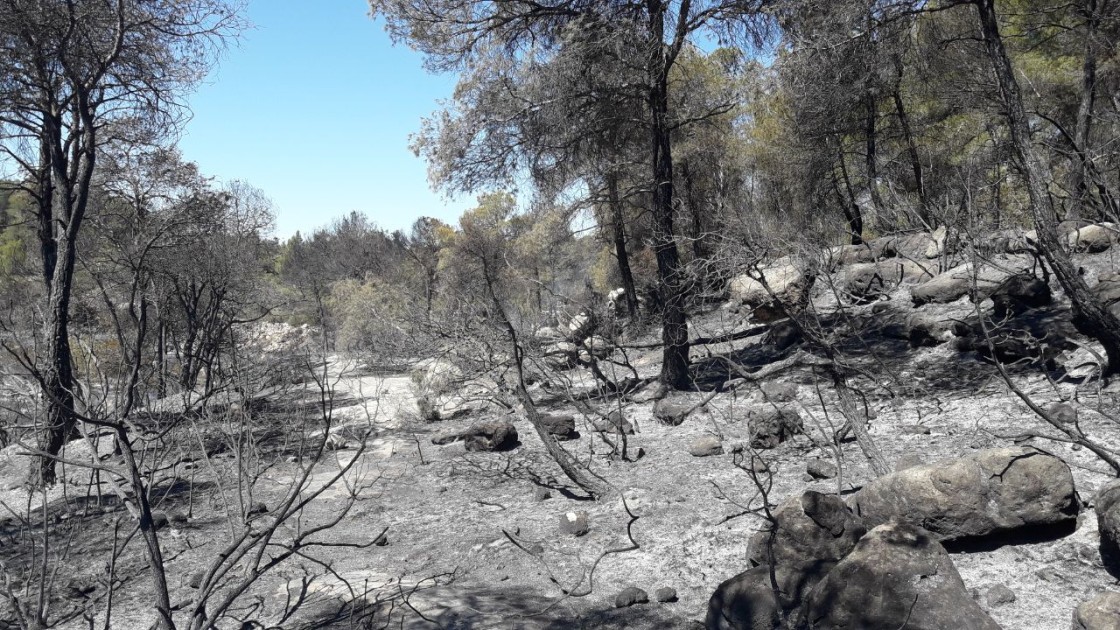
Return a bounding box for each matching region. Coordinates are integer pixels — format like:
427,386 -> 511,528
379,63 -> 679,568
297,582 -> 695,630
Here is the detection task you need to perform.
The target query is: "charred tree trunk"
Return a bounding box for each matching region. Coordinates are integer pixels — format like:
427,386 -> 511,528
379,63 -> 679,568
892,55 -> 929,224
647,0 -> 690,390
607,174 -> 640,318
681,159 -> 706,261
836,148 -> 865,245
975,0 -> 1120,374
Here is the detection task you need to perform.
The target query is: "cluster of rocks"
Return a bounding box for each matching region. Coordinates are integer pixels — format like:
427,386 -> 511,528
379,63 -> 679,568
707,447 -> 1090,629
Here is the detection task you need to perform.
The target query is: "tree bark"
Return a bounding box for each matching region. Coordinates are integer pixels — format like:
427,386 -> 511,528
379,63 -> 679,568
892,55 -> 930,224
607,173 -> 640,318
974,0 -> 1120,374
647,0 -> 690,390
1071,0 -> 1102,221
836,148 -> 865,245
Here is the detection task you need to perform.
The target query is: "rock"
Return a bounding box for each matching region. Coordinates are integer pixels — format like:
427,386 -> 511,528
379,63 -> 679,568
990,274 -> 1052,318
900,424 -> 932,435
655,587 -> 678,603
247,502 -> 268,517
593,410 -> 635,435
560,511 -> 590,536
806,458 -> 837,480
538,413 -> 577,440
1067,223 -> 1116,253
1049,402 -> 1078,426
430,428 -> 462,445
763,319 -> 801,351
1086,272 -> 1120,322
188,571 -> 205,589
689,436 -> 724,458
805,523 -> 1001,630
729,264 -> 814,319
582,335 -> 613,359
1074,591 -> 1120,630
534,326 -> 565,343
1097,481 -> 1120,574
908,314 -> 954,347
760,382 -> 797,403
614,587 -> 649,608
706,566 -> 780,630
746,491 -> 867,609
925,225 -> 950,258
747,405 -> 803,449
985,584 -> 1016,607
888,231 -> 938,260
841,260 -> 934,303
910,256 -> 1031,306
462,420 -> 519,452
852,447 -> 1079,541
533,487 -> 552,501
151,511 -> 170,530
654,398 -> 693,426
542,341 -> 579,369
567,312 -> 594,340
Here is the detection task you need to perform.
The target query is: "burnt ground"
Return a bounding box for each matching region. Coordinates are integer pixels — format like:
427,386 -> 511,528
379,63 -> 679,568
2,250 -> 1120,629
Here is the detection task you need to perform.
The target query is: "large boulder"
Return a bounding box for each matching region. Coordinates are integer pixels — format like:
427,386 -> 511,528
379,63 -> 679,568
1067,223 -> 1117,253
804,523 -> 1001,630
1087,272 -> 1120,321
924,225 -> 951,258
1096,481 -> 1120,574
851,447 -> 1078,541
748,405 -> 803,449
745,491 -> 867,608
990,273 -> 1052,318
729,264 -> 814,320
567,311 -> 594,341
461,420 -> 519,452
537,413 -> 577,440
653,398 -> 693,426
1074,591 -> 1120,630
910,256 -> 1032,306
839,259 -> 934,302
706,566 -> 780,630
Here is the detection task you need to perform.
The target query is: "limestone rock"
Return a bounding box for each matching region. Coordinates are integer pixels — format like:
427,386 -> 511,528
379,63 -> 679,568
747,405 -> 803,449
689,436 -> 724,458
804,523 -> 1001,630
1067,223 -> 1117,253
852,447 -> 1078,541
462,420 -> 519,452
1074,591 -> 1120,630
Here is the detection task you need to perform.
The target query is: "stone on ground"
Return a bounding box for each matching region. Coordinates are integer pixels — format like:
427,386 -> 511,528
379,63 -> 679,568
614,587 -> 649,608
804,523 -> 1001,630
747,405 -> 803,449
851,447 -> 1078,541
1074,591 -> 1120,630
689,436 -> 724,458
462,420 -> 519,452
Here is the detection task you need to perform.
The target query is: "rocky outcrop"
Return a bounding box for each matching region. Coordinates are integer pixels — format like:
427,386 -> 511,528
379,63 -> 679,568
1096,481 -> 1120,575
910,256 -> 1032,306
1073,591 -> 1120,630
1067,223 -> 1117,253
838,259 -> 934,302
851,447 -> 1078,541
745,491 -> 866,608
729,264 -> 814,321
748,405 -> 803,449
461,420 -> 519,452
990,274 -> 1052,318
804,523 -> 1001,630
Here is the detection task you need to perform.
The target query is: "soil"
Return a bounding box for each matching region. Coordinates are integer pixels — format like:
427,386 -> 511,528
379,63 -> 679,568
4,249 -> 1120,629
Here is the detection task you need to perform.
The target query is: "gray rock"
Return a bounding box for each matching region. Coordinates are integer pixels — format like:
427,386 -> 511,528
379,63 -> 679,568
991,274 -> 1051,318
1067,223 -> 1116,253
689,436 -> 724,458
654,398 -> 693,426
900,424 -> 932,435
655,587 -> 678,603
762,320 -> 802,351
1096,481 -> 1120,574
747,405 -> 803,449
706,566 -> 780,630
615,587 -> 649,608
746,491 -> 866,610
852,447 -> 1078,542
910,256 -> 1031,306
840,259 -> 934,302
593,411 -> 635,435
985,584 -> 1016,607
1074,591 -> 1120,630
760,382 -> 797,403
559,511 -> 589,536
533,487 -> 552,501
1049,402 -> 1078,426
462,420 -> 519,452
806,458 -> 837,480
805,523 -> 1001,630
538,413 -> 577,440
895,454 -> 925,472
430,428 -> 462,445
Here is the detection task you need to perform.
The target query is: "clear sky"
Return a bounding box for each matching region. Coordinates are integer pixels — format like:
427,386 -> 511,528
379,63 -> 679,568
177,0 -> 470,239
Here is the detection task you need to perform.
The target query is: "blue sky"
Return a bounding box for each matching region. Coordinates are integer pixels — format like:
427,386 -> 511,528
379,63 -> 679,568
177,0 -> 469,239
